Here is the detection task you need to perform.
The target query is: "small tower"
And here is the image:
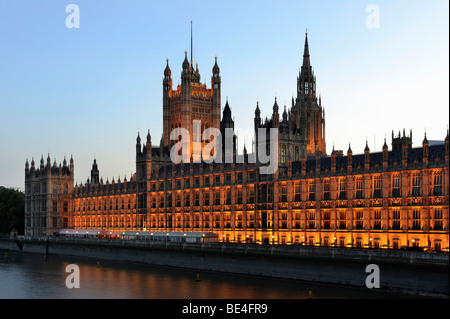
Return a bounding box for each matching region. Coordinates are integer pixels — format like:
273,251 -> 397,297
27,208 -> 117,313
162,30 -> 221,152
30,157 -> 35,174
91,158 -> 100,184
136,132 -> 141,156
220,99 -> 236,163
422,132 -> 429,167
347,143 -> 353,172
163,58 -> 172,98
25,154 -> 74,236
25,159 -> 30,176
46,153 -> 51,171
254,101 -> 261,130
364,140 -> 370,170
382,138 -> 389,169
392,129 -> 412,151
272,97 -> 279,128
70,155 -> 74,178
282,105 -> 288,123
146,129 -> 152,150
292,31 -> 326,156
212,55 -> 222,133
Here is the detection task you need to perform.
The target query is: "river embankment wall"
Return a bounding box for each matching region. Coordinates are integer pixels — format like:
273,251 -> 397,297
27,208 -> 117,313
1,236 -> 448,297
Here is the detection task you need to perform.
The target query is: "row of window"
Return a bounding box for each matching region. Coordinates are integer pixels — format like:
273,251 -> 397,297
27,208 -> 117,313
147,170 -> 445,205
27,200 -> 69,213
71,209 -> 446,231
150,172 -> 255,190
74,197 -> 136,212
26,183 -> 69,194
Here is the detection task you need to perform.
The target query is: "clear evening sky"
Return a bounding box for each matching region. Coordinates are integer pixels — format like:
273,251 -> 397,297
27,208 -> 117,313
0,0 -> 448,189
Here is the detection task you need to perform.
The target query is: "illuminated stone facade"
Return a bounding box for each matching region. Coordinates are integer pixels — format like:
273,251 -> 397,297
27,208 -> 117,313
24,34 -> 449,252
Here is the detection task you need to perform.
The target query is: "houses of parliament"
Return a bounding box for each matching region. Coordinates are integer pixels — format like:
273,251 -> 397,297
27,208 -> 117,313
24,33 -> 449,252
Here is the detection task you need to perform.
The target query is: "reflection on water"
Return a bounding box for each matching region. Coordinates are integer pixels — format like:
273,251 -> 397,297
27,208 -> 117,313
0,251 -> 417,299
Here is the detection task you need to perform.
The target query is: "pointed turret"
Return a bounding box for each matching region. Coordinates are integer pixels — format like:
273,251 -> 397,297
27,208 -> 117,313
347,143 -> 353,172
220,98 -> 236,162
254,101 -> 261,130
182,50 -> 190,73
272,97 -> 279,128
255,101 -> 261,117
91,158 -> 100,184
146,129 -> 151,144
69,155 -> 74,177
46,153 -> 51,169
146,129 -> 152,160
364,140 -> 370,152
223,98 -> 232,119
422,131 -> 429,145
364,140 -> 370,170
383,137 -> 388,150
212,56 -> 220,75
25,159 -> 30,175
422,132 -> 429,165
212,56 -> 221,116
164,58 -> 171,78
136,132 -> 141,155
383,137 -> 389,167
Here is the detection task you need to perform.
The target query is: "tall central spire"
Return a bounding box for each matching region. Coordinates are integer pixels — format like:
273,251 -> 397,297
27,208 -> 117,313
298,30 -> 315,99
302,29 -> 310,69
190,20 -> 193,64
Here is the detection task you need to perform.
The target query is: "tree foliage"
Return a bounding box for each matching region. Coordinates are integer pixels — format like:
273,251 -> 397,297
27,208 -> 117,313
0,188 -> 25,234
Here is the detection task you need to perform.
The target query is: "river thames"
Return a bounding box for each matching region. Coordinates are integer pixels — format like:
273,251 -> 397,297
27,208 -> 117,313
0,250 -> 422,299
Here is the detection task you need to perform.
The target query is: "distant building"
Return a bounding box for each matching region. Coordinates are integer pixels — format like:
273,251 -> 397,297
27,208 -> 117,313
24,33 -> 449,252
24,155 -> 74,236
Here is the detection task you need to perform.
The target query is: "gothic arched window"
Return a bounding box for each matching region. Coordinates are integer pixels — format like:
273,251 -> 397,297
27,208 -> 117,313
281,144 -> 286,164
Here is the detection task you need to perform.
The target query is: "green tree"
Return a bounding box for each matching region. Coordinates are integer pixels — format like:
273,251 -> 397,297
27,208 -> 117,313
0,188 -> 25,234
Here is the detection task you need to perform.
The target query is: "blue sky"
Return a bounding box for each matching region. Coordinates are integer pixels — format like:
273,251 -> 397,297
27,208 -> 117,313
0,0 -> 448,189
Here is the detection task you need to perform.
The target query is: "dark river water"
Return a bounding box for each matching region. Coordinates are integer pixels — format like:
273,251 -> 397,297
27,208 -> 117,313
0,250 -> 419,299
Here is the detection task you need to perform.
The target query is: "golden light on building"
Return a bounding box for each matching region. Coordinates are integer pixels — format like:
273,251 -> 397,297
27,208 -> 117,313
23,33 -> 449,253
